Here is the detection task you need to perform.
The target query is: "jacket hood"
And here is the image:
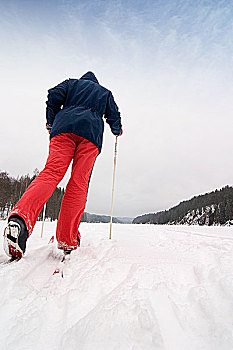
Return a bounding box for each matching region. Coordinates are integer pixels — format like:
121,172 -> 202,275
80,71 -> 99,84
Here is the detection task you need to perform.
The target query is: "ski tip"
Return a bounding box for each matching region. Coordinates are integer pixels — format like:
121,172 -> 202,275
48,236 -> 55,244
53,268 -> 64,278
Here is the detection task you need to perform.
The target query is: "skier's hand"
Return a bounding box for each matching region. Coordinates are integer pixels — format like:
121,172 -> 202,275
117,129 -> 123,137
46,123 -> 52,134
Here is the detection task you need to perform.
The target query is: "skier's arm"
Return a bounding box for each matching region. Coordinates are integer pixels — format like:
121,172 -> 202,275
104,92 -> 122,136
46,80 -> 68,127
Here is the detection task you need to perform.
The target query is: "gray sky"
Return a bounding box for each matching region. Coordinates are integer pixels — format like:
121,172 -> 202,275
1,0 -> 233,218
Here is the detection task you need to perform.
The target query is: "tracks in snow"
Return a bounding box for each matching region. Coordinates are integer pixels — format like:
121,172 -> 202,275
0,224 -> 233,349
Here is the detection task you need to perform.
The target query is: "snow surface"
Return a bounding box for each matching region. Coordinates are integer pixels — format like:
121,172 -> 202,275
0,221 -> 233,350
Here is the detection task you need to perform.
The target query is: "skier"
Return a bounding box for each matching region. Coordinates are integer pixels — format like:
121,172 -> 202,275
3,71 -> 122,259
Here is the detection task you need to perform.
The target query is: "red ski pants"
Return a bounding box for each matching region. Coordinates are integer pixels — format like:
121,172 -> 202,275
9,133 -> 99,250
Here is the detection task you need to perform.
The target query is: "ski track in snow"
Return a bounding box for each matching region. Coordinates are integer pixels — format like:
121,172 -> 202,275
0,221 -> 233,350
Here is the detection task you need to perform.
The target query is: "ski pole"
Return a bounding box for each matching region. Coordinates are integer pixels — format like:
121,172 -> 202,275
41,202 -> 47,238
109,136 -> 118,240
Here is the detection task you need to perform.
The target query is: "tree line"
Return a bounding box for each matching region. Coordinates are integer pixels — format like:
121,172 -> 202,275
0,170 -> 64,221
133,186 -> 233,225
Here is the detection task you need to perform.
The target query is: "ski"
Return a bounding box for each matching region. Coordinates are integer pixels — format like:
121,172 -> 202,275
0,257 -> 21,267
1,236 -> 54,269
53,252 -> 71,278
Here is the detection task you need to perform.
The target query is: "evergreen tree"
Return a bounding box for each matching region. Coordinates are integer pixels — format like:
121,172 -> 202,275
133,186 -> 233,226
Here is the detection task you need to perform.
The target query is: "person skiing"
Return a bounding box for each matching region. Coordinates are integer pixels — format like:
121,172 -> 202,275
3,71 -> 122,259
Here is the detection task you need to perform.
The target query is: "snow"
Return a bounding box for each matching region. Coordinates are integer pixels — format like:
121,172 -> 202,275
0,221 -> 233,350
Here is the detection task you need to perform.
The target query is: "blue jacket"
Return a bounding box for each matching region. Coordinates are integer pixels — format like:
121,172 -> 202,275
46,72 -> 122,153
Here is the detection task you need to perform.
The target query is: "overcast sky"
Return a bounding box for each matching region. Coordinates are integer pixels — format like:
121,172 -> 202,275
0,0 -> 233,218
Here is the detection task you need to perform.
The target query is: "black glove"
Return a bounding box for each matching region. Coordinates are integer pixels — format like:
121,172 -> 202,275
46,123 -> 52,134
117,128 -> 123,137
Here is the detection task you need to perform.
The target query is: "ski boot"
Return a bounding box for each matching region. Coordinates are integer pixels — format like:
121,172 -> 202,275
3,216 -> 29,259
63,249 -> 72,255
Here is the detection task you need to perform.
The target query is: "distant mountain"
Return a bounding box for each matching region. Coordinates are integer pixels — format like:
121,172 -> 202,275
115,216 -> 134,224
81,212 -> 133,224
133,185 -> 233,226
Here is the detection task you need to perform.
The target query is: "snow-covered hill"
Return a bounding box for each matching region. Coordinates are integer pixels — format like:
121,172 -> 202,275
0,221 -> 233,350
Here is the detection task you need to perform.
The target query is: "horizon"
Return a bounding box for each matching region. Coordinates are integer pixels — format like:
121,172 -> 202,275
1,168 -> 230,219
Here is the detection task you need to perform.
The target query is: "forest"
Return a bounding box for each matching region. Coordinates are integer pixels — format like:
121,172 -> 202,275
0,170 -> 64,221
133,186 -> 233,225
